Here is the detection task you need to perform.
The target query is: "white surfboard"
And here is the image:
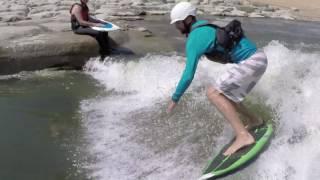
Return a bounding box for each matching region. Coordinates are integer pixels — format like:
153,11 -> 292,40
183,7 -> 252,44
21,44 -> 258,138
91,18 -> 120,32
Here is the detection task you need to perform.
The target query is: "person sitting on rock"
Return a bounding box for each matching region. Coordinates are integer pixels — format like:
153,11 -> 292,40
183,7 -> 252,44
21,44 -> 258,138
70,0 -> 110,59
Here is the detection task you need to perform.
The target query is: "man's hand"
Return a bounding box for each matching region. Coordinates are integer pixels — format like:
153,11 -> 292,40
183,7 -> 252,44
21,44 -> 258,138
167,100 -> 177,114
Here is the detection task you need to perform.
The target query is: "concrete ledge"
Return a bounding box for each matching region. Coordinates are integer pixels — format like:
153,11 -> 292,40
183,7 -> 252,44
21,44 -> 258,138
0,28 -> 175,75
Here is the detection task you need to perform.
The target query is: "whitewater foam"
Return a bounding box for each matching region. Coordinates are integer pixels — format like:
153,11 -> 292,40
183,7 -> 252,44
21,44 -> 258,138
80,41 -> 320,180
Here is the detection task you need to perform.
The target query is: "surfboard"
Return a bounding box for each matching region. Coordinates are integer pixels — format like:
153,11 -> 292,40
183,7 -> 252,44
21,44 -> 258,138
199,123 -> 273,180
91,18 -> 120,32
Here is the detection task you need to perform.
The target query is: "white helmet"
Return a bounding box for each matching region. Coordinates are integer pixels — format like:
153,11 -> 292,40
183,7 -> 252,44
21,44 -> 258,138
170,1 -> 197,24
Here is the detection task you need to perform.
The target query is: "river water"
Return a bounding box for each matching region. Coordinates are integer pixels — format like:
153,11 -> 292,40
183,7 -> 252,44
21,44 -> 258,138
1,17 -> 320,180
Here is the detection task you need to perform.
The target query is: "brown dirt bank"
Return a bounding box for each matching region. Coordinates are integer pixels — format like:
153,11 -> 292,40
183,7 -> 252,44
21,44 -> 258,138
250,0 -> 320,21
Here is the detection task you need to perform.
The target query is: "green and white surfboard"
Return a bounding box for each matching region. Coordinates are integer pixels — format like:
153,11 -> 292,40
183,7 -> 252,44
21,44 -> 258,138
199,123 -> 273,180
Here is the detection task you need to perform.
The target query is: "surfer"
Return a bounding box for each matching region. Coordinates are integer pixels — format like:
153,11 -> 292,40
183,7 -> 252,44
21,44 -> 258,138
70,0 -> 111,59
166,2 -> 268,156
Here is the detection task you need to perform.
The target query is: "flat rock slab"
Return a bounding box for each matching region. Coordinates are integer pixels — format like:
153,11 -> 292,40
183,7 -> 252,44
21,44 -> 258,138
0,25 -> 175,75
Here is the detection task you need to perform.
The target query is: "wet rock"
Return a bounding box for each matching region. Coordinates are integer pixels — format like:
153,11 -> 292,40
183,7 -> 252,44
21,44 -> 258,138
263,9 -> 295,20
226,9 -> 247,17
197,9 -> 205,15
55,6 -> 70,11
248,12 -> 265,18
0,0 -> 298,23
209,0 -> 225,5
0,7 -> 8,13
134,27 -> 149,32
30,12 -> 59,19
4,15 -> 29,22
41,22 -> 71,32
251,2 -> 268,8
278,14 -> 295,20
107,16 -> 145,21
95,8 -> 118,16
263,6 -> 276,12
237,6 -> 256,14
200,0 -> 209,5
110,9 -> 146,16
0,25 -> 42,41
146,10 -> 168,15
0,10 -> 27,19
0,25 -> 174,74
222,7 -> 234,13
132,0 -> 147,6
9,4 -> 27,12
0,0 -> 302,75
231,0 -> 242,6
190,0 -> 200,5
240,0 -> 251,6
131,27 -> 153,37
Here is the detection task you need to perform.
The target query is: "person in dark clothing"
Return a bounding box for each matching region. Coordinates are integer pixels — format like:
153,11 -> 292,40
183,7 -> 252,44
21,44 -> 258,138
70,0 -> 110,59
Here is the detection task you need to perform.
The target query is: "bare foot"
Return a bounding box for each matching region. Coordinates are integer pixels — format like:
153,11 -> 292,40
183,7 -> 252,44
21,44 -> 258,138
223,132 -> 255,156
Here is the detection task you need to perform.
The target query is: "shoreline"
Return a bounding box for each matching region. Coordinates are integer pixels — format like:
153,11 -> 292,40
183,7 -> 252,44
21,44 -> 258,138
1,14 -> 319,75
1,0 -> 320,75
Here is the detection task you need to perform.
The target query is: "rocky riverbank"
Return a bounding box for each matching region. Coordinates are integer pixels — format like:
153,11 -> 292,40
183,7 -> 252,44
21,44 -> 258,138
0,0 -> 315,75
0,0 -> 297,23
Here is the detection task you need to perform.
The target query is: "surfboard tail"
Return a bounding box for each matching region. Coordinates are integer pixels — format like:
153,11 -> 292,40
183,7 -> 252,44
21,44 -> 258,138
199,123 -> 273,179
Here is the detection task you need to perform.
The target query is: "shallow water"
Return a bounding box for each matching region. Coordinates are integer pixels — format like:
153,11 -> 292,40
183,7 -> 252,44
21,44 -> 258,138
0,70 -> 102,180
1,17 -> 320,180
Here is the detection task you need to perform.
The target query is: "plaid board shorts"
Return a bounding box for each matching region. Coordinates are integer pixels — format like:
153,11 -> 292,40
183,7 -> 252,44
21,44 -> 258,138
213,50 -> 268,103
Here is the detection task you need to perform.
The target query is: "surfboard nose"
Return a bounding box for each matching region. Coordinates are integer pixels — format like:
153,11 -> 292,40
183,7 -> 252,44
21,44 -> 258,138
198,173 -> 215,180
